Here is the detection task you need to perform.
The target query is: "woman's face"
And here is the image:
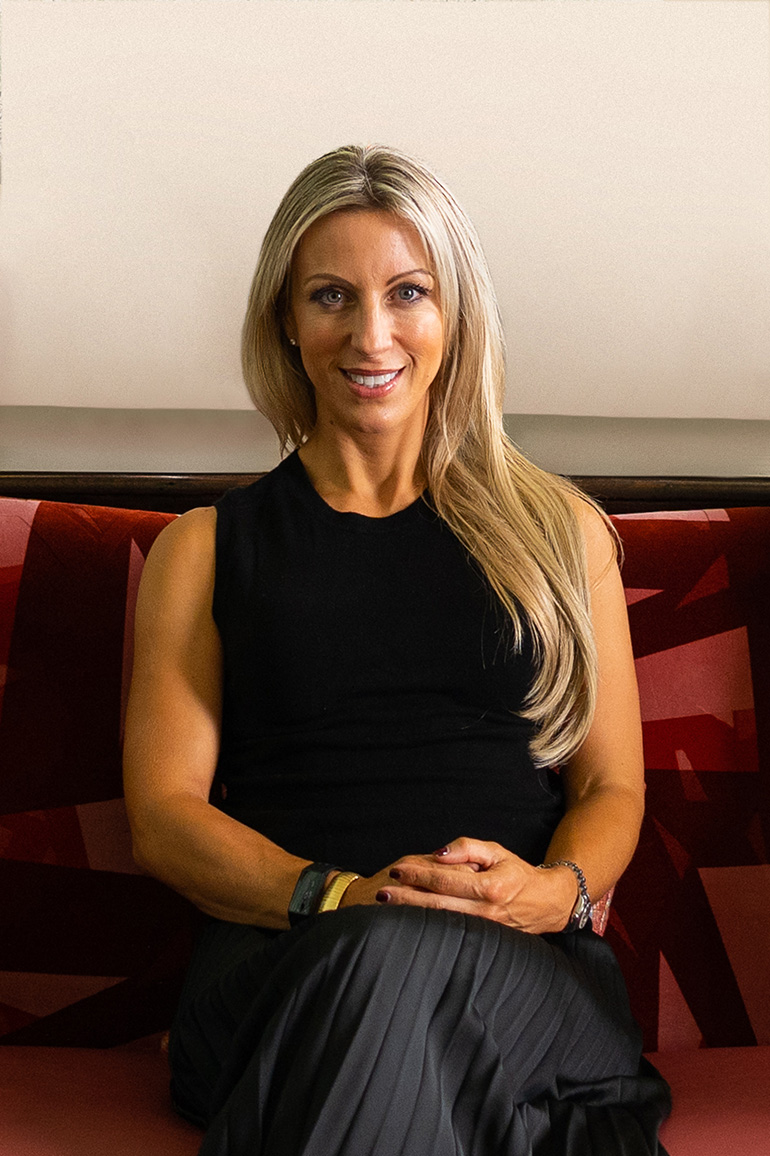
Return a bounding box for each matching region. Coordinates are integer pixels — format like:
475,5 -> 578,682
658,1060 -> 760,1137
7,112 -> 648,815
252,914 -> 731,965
286,209 -> 444,442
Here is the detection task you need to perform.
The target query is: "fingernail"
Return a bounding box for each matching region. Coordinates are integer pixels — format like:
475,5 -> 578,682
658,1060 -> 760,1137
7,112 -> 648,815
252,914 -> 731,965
433,847 -> 450,856
375,890 -> 391,904
389,868 -> 402,880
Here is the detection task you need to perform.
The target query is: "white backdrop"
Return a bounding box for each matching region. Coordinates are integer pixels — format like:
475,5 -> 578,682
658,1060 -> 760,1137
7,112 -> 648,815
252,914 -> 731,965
1,0 -> 769,418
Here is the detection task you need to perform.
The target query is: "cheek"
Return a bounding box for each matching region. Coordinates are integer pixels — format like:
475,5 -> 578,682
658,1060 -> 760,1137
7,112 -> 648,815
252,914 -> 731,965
411,315 -> 444,366
298,317 -> 340,356
400,301 -> 441,336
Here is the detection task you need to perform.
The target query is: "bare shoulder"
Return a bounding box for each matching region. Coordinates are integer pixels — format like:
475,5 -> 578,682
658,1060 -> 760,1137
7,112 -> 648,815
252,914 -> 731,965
147,505 -> 216,562
564,492 -> 618,585
137,506 -> 217,628
143,506 -> 216,578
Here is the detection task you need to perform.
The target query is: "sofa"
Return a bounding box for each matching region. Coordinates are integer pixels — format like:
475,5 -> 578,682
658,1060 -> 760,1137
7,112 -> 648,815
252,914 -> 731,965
1,485 -> 769,1155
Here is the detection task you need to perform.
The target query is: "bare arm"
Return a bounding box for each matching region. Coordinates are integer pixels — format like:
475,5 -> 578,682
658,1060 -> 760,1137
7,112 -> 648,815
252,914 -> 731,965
540,500 -> 645,901
123,508 -> 315,929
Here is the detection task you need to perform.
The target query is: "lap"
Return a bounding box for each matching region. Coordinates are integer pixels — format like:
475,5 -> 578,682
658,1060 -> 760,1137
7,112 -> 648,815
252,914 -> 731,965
169,905 -> 647,1130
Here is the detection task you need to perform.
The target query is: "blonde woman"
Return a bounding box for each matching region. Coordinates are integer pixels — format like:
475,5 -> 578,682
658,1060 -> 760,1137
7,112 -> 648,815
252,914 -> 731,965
124,145 -> 671,1155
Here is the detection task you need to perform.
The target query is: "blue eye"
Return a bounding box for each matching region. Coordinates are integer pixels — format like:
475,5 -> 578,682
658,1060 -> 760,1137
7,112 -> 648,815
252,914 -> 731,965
309,282 -> 430,307
310,287 -> 345,307
396,283 -> 429,303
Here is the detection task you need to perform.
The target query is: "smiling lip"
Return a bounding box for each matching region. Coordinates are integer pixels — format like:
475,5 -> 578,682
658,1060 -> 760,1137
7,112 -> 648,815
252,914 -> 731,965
341,367 -> 404,397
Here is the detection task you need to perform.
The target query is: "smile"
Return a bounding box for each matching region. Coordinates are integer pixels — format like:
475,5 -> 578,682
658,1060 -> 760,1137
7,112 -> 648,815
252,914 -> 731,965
342,369 -> 402,389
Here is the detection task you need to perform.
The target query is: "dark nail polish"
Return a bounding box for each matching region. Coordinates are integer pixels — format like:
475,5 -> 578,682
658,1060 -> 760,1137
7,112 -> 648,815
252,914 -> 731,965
434,847 -> 450,856
375,890 -> 391,904
389,868 -> 402,880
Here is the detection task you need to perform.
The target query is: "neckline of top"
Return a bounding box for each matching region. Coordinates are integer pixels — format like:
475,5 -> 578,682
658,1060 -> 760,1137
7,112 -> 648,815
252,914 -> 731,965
285,450 -> 432,533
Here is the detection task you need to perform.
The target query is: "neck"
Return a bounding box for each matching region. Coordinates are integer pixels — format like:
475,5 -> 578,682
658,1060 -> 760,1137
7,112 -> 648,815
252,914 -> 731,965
298,429 -> 427,518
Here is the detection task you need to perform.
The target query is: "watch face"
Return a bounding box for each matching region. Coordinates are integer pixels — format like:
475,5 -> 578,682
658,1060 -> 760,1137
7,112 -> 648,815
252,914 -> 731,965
566,894 -> 591,932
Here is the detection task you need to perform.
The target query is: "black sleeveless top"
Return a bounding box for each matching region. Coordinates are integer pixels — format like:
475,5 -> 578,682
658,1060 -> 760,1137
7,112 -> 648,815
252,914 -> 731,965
212,451 -> 564,877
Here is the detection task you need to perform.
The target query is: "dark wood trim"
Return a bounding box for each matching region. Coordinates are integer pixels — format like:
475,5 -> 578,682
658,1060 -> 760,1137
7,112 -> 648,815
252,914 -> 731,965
0,473 -> 263,513
573,476 -> 770,515
1,472 -> 769,515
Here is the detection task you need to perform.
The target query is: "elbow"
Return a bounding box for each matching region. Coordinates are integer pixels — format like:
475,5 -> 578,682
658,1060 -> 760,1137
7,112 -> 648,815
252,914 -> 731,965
611,781 -> 645,831
130,834 -> 155,877
128,825 -> 159,878
125,806 -> 166,880
630,781 -> 646,825
617,783 -> 646,853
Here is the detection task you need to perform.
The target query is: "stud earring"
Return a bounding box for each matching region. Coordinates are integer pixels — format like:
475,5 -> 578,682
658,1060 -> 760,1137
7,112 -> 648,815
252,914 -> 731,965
289,338 -> 298,347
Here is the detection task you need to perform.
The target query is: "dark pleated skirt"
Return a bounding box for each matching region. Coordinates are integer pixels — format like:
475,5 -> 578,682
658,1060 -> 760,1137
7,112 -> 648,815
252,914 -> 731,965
168,905 -> 671,1156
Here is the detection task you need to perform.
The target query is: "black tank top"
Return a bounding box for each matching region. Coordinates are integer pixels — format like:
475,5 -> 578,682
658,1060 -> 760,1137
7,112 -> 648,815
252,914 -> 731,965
212,451 -> 564,877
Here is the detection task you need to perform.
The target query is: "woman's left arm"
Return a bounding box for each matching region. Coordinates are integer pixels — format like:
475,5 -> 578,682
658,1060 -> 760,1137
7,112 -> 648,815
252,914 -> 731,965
378,502 -> 645,933
537,499 -> 645,909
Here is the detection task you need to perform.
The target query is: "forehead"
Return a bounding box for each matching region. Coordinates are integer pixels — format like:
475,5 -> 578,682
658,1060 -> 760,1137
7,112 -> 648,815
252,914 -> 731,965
292,209 -> 432,283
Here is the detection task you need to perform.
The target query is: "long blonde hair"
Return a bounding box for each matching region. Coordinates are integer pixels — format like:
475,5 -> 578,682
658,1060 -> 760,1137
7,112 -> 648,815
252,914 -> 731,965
242,144 -> 615,767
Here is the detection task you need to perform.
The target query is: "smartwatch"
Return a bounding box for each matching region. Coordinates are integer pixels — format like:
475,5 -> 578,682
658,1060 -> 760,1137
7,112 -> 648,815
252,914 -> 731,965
288,862 -> 338,927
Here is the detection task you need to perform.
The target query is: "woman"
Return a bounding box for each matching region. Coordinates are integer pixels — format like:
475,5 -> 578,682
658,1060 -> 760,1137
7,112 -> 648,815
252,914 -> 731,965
123,144 -> 671,1155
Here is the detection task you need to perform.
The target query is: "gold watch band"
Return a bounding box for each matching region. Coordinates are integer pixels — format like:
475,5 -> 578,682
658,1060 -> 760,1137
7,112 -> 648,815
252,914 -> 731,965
317,871 -> 360,913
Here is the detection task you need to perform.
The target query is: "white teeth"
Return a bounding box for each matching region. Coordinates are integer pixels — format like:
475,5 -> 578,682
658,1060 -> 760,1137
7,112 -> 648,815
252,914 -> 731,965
347,371 -> 399,388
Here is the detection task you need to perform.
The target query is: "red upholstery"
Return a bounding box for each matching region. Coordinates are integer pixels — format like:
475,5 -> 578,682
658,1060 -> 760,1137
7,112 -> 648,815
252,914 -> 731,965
608,509 -> 770,1054
1,496 -> 770,1152
651,1047 -> 770,1155
0,500 -> 197,1048
0,1046 -> 200,1155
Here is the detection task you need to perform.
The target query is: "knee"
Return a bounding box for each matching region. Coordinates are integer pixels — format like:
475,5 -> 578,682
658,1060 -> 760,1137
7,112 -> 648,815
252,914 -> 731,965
291,904 -> 499,980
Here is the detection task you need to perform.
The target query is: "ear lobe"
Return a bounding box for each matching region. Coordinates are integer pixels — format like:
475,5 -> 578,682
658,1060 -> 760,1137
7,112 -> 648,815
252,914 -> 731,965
284,316 -> 298,348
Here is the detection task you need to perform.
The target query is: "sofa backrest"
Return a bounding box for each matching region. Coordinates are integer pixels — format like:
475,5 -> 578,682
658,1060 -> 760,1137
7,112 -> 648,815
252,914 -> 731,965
608,508 -> 770,1052
0,499 -> 195,1047
1,497 -> 768,1052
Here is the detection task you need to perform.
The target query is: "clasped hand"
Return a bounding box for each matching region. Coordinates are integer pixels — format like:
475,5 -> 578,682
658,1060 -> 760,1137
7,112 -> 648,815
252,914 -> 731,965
340,838 -> 576,936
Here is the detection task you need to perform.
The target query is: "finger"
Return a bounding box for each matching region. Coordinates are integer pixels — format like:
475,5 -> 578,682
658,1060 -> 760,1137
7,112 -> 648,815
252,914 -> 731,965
390,853 -> 480,876
375,885 -> 488,917
392,856 -> 478,876
432,837 -> 507,868
387,863 -> 486,901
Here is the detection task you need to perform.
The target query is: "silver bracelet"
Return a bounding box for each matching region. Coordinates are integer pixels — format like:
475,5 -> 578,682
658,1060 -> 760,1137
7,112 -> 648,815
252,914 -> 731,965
538,859 -> 592,932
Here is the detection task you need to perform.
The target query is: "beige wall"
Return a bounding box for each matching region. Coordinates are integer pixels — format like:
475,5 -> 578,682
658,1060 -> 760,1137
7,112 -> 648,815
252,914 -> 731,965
4,406 -> 770,477
1,0 -> 769,422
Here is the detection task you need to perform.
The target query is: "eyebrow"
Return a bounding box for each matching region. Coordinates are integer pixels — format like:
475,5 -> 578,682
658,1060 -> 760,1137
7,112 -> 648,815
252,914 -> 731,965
303,268 -> 435,288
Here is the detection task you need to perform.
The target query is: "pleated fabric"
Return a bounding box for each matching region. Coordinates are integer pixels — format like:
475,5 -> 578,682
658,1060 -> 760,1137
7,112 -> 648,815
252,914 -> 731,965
169,905 -> 671,1156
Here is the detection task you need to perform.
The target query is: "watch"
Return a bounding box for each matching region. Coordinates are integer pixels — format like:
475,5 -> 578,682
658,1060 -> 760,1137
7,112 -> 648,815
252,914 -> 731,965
288,862 -> 338,927
538,860 -> 592,933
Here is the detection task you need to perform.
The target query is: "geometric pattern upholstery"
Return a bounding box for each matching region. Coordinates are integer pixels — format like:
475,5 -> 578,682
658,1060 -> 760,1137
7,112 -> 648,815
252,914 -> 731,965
0,499 -> 197,1047
1,497 -> 768,1055
607,508 -> 770,1052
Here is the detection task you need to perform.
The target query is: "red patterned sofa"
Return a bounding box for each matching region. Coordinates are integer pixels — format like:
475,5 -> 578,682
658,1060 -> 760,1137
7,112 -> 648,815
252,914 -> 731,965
1,492 -> 769,1155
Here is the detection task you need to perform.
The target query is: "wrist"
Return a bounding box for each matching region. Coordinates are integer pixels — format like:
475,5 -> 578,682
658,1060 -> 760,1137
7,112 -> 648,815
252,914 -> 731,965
318,871 -> 360,912
287,861 -> 340,926
338,874 -> 368,908
537,860 -> 591,932
534,863 -> 575,926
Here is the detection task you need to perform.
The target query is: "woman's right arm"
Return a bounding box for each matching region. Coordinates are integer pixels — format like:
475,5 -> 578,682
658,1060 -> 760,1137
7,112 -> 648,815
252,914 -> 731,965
122,507 -> 316,929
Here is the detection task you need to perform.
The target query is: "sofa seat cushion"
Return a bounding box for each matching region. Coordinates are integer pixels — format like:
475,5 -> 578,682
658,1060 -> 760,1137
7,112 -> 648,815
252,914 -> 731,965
3,1044 -> 768,1155
647,1046 -> 770,1155
0,1046 -> 201,1156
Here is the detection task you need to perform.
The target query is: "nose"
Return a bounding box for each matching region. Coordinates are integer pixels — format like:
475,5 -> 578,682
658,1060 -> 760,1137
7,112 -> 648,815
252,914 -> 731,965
350,300 -> 392,359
